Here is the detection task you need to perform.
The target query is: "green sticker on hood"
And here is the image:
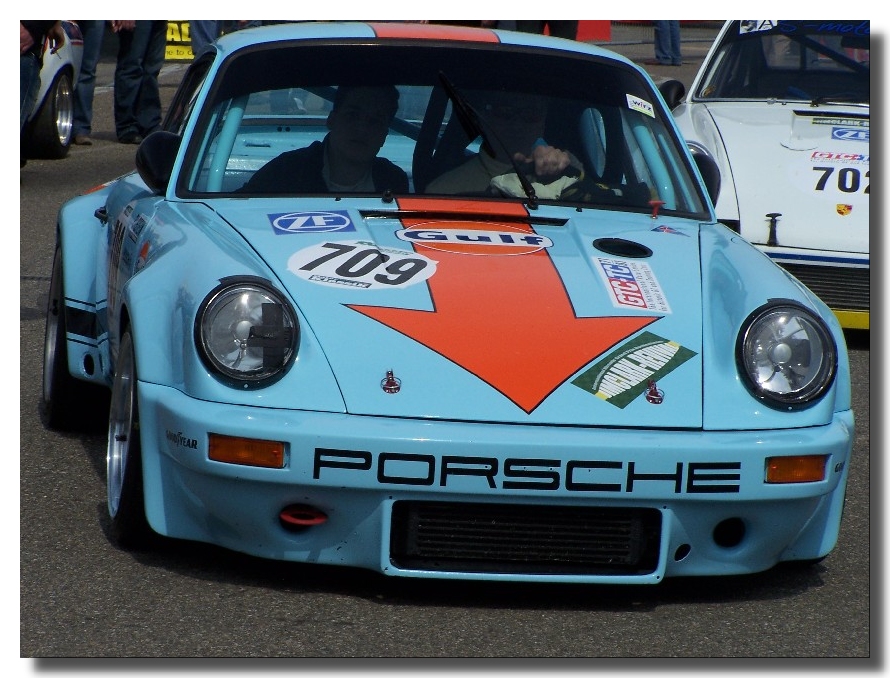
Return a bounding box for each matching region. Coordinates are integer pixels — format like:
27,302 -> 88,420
572,331 -> 696,408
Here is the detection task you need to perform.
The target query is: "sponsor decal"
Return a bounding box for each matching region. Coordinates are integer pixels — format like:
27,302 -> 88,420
837,204 -> 853,216
269,211 -> 355,234
739,20 -> 777,34
288,239 -> 436,289
396,223 -> 552,255
812,117 -> 869,128
626,94 -> 654,118
313,448 -> 741,493
651,225 -> 688,236
166,430 -> 198,449
572,331 -> 696,409
349,198 -> 658,413
810,151 -> 869,165
831,127 -> 869,143
595,257 -> 671,313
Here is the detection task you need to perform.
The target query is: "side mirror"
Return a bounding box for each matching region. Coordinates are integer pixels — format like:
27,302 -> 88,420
659,79 -> 686,110
687,142 -> 721,205
135,131 -> 181,194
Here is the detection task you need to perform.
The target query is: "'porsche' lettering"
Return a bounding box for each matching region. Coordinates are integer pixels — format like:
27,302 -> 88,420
313,449 -> 741,493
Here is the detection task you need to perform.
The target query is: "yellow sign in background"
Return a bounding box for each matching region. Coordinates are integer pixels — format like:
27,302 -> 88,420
166,20 -> 194,60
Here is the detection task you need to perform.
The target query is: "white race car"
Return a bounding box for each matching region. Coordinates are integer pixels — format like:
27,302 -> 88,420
22,20 -> 83,160
663,20 -> 869,330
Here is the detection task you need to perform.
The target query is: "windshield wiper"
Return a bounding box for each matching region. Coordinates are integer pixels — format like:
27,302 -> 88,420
810,93 -> 869,106
437,71 -> 539,209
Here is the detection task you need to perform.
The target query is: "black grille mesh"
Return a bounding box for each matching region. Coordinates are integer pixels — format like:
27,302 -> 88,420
390,501 -> 661,576
780,263 -> 870,311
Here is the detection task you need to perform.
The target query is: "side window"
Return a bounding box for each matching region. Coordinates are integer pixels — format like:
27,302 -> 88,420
163,57 -> 212,135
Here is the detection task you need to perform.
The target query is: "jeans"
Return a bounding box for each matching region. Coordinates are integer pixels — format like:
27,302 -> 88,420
189,20 -> 220,59
654,20 -> 682,65
114,20 -> 166,140
20,52 -> 40,131
72,20 -> 106,137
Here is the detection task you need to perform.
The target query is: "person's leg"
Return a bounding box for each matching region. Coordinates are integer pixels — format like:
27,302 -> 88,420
113,26 -> 141,140
652,20 -> 671,64
669,20 -> 682,64
134,20 -> 166,136
514,20 -> 546,34
20,52 -> 40,131
72,20 -> 105,139
189,20 -> 219,58
545,21 -> 578,40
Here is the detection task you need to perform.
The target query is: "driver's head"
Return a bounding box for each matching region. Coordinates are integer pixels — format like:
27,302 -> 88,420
480,91 -> 548,157
326,85 -> 400,165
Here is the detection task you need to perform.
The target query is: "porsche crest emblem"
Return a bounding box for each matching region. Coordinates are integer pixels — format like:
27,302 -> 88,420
836,204 -> 853,216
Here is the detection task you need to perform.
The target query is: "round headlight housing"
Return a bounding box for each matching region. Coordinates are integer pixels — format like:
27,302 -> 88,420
197,279 -> 298,387
736,302 -> 837,409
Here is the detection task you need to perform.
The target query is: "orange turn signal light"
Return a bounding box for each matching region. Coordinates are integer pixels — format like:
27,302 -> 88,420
765,455 -> 827,484
208,434 -> 285,468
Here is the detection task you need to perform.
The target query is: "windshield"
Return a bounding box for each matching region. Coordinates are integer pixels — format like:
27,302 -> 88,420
178,41 -> 708,217
694,20 -> 869,103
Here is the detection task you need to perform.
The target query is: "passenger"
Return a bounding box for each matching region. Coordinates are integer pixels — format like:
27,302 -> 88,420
241,85 -> 409,194
426,91 -> 583,196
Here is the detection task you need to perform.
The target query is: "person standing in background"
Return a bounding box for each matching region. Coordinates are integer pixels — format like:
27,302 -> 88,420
189,20 -> 220,58
21,21 -> 63,131
112,20 -> 166,144
71,20 -> 107,145
646,20 -> 682,66
514,20 -> 578,40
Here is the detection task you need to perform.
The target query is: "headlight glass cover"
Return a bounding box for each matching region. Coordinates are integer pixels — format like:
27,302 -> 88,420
736,302 -> 837,409
197,280 -> 298,387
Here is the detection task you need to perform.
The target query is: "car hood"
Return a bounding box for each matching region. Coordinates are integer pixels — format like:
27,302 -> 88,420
207,197 -> 708,427
688,102 -> 869,254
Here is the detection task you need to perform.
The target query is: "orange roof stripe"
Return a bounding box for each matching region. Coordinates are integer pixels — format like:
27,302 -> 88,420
367,22 -> 501,43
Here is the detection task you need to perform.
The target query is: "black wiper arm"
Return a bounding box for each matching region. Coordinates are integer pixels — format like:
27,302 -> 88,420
437,71 -> 539,208
810,93 -> 869,106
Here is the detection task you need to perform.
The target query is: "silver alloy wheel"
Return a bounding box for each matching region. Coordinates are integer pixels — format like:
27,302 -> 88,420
54,74 -> 74,147
42,247 -> 63,407
107,333 -> 136,518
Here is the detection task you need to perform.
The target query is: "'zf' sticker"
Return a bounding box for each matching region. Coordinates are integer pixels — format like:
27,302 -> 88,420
596,257 -> 671,313
572,331 -> 696,408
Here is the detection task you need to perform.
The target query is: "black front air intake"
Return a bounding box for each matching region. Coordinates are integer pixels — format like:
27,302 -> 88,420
390,501 -> 661,576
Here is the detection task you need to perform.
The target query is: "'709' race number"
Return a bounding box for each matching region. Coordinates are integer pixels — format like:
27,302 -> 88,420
813,166 -> 869,194
288,240 -> 437,289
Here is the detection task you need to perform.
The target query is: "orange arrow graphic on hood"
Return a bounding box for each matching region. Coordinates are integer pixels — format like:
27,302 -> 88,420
348,199 -> 658,412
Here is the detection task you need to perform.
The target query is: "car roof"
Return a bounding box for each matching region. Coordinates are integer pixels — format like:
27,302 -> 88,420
212,20 -> 631,66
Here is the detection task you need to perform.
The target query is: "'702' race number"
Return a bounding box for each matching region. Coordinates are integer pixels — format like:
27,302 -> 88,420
813,166 -> 869,194
288,240 -> 437,290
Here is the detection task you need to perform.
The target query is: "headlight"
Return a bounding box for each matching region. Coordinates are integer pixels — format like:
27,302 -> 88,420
736,302 -> 837,409
196,279 -> 299,387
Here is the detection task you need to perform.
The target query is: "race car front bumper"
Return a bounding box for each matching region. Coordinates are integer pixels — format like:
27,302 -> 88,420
136,382 -> 854,584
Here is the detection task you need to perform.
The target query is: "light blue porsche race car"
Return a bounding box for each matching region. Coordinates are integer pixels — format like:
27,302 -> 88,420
43,21 -> 853,584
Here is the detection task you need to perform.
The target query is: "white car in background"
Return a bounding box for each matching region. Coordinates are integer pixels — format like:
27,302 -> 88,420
22,20 -> 83,160
661,20 -> 869,330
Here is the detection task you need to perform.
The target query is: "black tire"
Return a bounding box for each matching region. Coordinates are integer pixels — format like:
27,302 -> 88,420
41,243 -> 109,431
106,329 -> 156,550
24,69 -> 74,159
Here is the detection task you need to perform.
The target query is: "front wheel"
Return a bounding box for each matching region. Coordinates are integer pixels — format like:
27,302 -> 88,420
107,329 -> 155,550
42,243 -> 108,431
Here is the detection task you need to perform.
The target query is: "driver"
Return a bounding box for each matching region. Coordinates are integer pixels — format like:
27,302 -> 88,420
425,91 -> 583,195
241,85 -> 409,194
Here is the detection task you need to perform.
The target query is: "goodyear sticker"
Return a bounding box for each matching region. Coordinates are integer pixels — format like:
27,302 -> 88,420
595,257 -> 671,313
572,331 -> 696,408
